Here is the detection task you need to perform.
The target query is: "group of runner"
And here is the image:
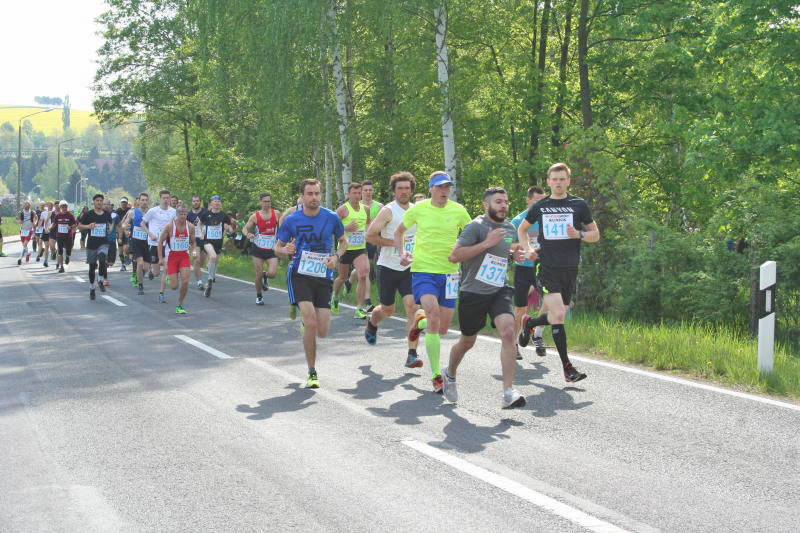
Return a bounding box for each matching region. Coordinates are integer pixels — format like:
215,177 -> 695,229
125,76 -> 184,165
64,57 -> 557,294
274,162 -> 598,409
7,161 -> 598,410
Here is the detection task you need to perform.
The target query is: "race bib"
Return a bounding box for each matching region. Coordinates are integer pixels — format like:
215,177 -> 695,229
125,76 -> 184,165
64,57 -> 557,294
171,236 -> 190,252
206,224 -> 223,240
393,235 -> 416,256
58,224 -> 69,234
90,225 -> 107,237
132,226 -> 148,240
20,229 -> 31,237
445,273 -> 460,300
194,223 -> 203,238
475,253 -> 508,287
235,233 -> 243,241
542,213 -> 574,240
35,227 -> 43,235
254,234 -> 276,250
348,230 -> 365,246
298,250 -> 328,278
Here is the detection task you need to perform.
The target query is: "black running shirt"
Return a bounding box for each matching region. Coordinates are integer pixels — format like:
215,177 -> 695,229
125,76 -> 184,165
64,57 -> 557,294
524,194 -> 593,267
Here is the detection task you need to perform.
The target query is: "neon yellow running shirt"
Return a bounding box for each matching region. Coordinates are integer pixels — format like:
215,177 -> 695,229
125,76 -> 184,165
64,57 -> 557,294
341,202 -> 368,250
402,199 -> 471,274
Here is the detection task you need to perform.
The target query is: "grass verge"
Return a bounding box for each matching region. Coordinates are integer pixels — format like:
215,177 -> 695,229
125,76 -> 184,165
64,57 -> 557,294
1,220 -> 21,239
215,248 -> 800,400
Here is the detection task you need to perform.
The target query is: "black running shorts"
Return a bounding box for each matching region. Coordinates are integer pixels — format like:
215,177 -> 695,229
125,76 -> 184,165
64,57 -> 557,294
340,248 -> 366,265
288,272 -> 332,308
537,264 -> 579,306
131,239 -> 153,263
251,247 -> 276,260
458,287 -> 514,337
203,238 -> 223,255
513,264 -> 539,308
377,265 -> 412,306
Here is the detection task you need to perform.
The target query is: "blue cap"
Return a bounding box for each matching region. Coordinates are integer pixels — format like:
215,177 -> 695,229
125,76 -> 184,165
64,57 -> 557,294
210,195 -> 221,201
429,173 -> 455,188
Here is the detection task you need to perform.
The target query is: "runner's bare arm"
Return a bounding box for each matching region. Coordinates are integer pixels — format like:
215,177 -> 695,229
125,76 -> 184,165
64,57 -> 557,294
366,206 -> 393,247
566,221 -> 600,242
157,223 -> 171,264
243,213 -> 257,239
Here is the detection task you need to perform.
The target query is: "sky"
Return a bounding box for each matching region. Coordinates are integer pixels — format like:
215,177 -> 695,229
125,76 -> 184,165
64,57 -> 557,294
0,0 -> 107,111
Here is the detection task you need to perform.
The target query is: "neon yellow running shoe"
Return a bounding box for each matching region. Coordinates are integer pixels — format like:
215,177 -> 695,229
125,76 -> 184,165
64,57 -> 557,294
331,298 -> 340,315
289,304 -> 297,320
175,305 -> 187,314
305,370 -> 319,388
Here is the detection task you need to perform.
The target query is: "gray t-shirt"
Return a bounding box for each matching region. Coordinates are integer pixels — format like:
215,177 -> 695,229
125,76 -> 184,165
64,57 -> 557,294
457,215 -> 516,294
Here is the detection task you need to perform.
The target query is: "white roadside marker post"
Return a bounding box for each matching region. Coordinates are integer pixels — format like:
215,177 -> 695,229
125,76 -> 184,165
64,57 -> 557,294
757,261 -> 777,374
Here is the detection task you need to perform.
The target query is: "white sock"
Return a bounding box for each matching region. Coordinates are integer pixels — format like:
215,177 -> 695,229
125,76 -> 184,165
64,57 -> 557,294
534,326 -> 544,338
208,261 -> 217,280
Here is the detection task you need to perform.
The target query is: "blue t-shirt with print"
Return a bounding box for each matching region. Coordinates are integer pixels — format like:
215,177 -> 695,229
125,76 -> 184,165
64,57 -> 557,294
276,207 -> 344,280
511,209 -> 540,267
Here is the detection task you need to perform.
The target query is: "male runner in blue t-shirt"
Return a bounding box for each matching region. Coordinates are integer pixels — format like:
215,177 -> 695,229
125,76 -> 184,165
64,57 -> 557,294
275,179 -> 347,389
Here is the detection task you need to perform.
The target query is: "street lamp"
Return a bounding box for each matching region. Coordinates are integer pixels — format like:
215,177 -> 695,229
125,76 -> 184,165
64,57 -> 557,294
17,108 -> 55,211
57,137 -> 77,201
77,177 -> 89,206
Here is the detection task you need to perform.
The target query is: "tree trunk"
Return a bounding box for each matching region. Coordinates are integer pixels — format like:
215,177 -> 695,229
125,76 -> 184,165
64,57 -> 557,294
182,120 -> 194,185
434,2 -> 457,199
578,0 -> 593,129
324,143 -> 333,208
529,0 -> 551,182
552,0 -> 574,147
488,46 -> 520,195
328,0 -> 352,192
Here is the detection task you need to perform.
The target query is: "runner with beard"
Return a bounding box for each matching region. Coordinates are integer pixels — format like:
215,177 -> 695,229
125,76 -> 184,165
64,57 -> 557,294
517,163 -> 600,382
275,179 -> 347,389
121,193 -> 152,295
441,187 -> 526,409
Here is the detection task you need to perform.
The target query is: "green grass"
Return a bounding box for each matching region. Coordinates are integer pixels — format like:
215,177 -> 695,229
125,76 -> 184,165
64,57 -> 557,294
0,105 -> 98,134
1,219 -> 21,238
215,246 -> 800,399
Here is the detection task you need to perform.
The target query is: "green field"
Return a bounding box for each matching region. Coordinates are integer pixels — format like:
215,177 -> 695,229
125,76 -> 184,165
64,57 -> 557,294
0,105 -> 98,133
214,246 -> 800,399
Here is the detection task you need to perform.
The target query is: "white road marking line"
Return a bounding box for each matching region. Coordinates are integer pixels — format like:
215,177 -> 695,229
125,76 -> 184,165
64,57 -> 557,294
403,440 -> 628,533
211,272 -> 800,413
174,334 -> 233,359
73,276 -> 85,282
101,295 -> 126,307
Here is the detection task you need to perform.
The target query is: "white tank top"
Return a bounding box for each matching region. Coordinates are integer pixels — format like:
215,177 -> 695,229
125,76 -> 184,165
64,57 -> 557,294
377,201 -> 416,271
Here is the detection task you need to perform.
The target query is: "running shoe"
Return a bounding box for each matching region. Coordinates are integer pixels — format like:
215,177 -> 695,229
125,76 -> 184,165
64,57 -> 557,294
148,271 -> 154,280
99,282 -> 106,293
502,388 -> 526,409
442,369 -> 458,403
158,292 -> 166,303
354,307 -> 368,320
364,321 -> 377,345
204,283 -> 212,297
43,261 -> 48,267
90,288 -> 96,300
408,309 -> 427,342
17,258 -> 21,266
331,298 -> 340,315
120,264 -> 126,272
533,336 -> 547,357
130,273 -> 138,286
517,316 -> 532,347
564,363 -> 587,383
289,304 -> 297,320
404,354 -> 423,368
65,256 -> 70,265
137,285 -> 144,296
103,280 -> 109,287
58,266 -> 65,273
256,296 -> 264,305
432,374 -> 444,394
125,257 -> 131,265
306,370 -> 319,389
36,256 -> 40,262
197,280 -> 204,290
365,304 -> 375,313
25,254 -> 30,263
175,305 -> 187,314
516,345 -> 523,360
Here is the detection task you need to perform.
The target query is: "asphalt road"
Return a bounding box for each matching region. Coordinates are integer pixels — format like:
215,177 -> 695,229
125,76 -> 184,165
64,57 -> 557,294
1,241 -> 799,532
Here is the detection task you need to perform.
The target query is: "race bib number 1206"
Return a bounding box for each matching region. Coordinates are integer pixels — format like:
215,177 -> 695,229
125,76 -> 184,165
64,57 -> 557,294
298,250 -> 328,278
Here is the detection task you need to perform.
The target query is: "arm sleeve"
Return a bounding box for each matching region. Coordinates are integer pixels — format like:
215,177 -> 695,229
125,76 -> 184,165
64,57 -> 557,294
525,205 -> 540,225
456,222 -> 480,247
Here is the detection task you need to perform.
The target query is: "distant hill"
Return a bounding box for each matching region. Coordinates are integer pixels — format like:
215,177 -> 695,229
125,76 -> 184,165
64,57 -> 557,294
0,105 -> 99,133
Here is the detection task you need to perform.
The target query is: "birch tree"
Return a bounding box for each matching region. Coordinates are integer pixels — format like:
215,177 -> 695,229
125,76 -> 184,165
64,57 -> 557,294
327,0 -> 352,193
434,1 -> 457,197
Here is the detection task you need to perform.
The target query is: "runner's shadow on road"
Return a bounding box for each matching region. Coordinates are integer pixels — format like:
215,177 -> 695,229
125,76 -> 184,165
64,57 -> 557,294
430,405 -> 523,454
492,362 -> 549,386
367,383 -> 444,425
524,383 -> 592,418
235,383 -> 318,420
338,365 -> 416,400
